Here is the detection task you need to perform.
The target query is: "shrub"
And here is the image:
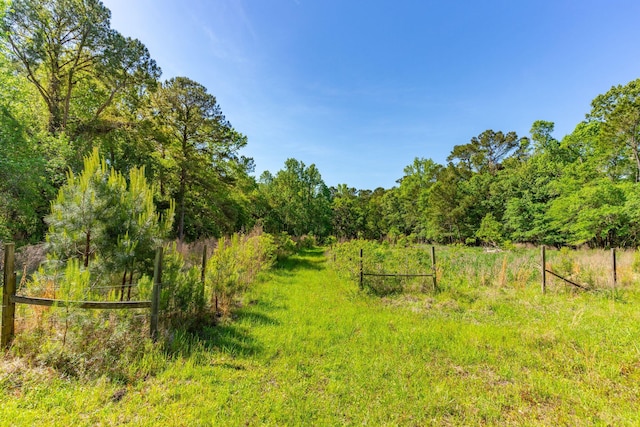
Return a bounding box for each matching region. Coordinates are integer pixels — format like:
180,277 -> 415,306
273,232 -> 296,260
297,234 -> 316,249
329,239 -> 433,295
205,232 -> 276,315
159,243 -> 206,327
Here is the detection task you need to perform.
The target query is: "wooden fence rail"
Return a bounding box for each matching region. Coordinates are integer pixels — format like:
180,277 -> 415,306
1,243 -> 163,348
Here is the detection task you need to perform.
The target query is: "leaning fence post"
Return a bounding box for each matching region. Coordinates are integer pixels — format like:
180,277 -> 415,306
431,246 -> 437,292
2,243 -> 16,348
541,245 -> 546,294
611,248 -> 617,292
359,249 -> 364,290
150,246 -> 163,341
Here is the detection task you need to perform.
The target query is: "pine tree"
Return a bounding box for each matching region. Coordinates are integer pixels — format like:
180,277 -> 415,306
46,148 -> 174,299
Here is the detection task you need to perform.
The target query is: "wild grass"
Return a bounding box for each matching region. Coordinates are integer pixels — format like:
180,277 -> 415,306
2,246 -> 640,425
329,240 -> 638,294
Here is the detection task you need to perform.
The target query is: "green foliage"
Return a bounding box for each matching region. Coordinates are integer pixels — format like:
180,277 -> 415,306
547,179 -> 627,247
476,213 -> 503,247
56,258 -> 91,301
272,232 -> 297,260
588,78 -> 640,181
2,0 -> 159,136
296,234 -> 317,250
448,129 -> 529,175
259,158 -> 332,238
0,43 -> 49,242
160,243 -> 205,325
330,184 -> 362,240
46,148 -> 174,284
150,76 -> 249,241
329,239 -> 435,295
204,232 -> 276,314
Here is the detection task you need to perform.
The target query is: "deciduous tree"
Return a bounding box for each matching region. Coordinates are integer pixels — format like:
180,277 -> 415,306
589,78 -> 640,182
2,0 -> 159,136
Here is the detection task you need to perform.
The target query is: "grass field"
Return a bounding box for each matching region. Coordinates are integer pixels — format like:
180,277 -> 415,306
2,247 -> 640,425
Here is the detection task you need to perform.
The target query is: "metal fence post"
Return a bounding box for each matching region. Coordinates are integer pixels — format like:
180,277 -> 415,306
541,245 -> 546,294
359,249 -> 363,290
431,246 -> 437,292
612,248 -> 617,292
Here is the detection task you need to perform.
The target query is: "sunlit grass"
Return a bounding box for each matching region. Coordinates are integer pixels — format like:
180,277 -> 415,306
2,247 -> 640,425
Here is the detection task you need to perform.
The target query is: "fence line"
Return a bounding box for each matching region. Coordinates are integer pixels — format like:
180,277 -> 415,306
540,245 -> 618,294
10,296 -> 151,309
359,246 -> 437,292
1,243 -> 163,348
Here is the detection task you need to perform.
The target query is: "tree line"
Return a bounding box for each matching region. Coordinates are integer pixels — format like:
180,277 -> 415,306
2,0 -> 640,249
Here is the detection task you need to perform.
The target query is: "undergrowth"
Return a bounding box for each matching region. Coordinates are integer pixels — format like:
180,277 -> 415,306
2,244 -> 640,425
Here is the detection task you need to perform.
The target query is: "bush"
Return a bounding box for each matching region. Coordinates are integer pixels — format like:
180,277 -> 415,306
296,235 -> 316,250
10,307 -> 163,384
205,232 -> 276,315
159,243 -> 206,328
273,233 -> 296,260
329,239 -> 433,295
8,228 -> 279,382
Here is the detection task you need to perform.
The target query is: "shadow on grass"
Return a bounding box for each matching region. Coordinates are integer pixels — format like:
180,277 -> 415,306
197,323 -> 261,357
237,299 -> 283,326
169,299 -> 283,359
166,249 -> 325,360
276,247 -> 327,272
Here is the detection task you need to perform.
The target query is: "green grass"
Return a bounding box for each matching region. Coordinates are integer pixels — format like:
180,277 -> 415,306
2,247 -> 640,425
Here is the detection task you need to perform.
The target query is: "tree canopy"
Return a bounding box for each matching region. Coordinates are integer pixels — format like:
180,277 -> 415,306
2,0 -> 640,249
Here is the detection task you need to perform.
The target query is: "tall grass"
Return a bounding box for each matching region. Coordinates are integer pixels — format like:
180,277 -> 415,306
329,240 -> 638,295
2,228 -> 279,384
4,247 -> 640,425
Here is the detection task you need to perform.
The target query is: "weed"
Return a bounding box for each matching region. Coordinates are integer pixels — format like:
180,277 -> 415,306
3,245 -> 640,425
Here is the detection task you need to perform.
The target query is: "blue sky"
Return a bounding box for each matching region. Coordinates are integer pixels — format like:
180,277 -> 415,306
102,0 -> 640,190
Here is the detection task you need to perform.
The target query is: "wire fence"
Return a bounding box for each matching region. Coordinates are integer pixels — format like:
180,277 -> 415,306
1,243 -> 162,347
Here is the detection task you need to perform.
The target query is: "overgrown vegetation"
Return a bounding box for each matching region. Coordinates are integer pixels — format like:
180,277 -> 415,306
2,0 -> 640,423
5,228 -> 279,383
0,147 -> 277,382
3,249 -> 640,425
330,240 -> 634,295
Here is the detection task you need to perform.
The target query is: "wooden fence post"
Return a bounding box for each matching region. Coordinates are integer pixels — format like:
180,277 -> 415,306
359,249 -> 363,290
431,246 -> 437,292
2,243 -> 16,348
150,247 -> 163,341
611,248 -> 617,292
541,245 -> 546,294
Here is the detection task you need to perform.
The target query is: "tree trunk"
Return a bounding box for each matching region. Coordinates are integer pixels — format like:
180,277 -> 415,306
127,270 -> 134,301
84,229 -> 91,268
631,133 -> 640,183
178,128 -> 189,241
178,170 -> 186,241
120,269 -> 127,301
